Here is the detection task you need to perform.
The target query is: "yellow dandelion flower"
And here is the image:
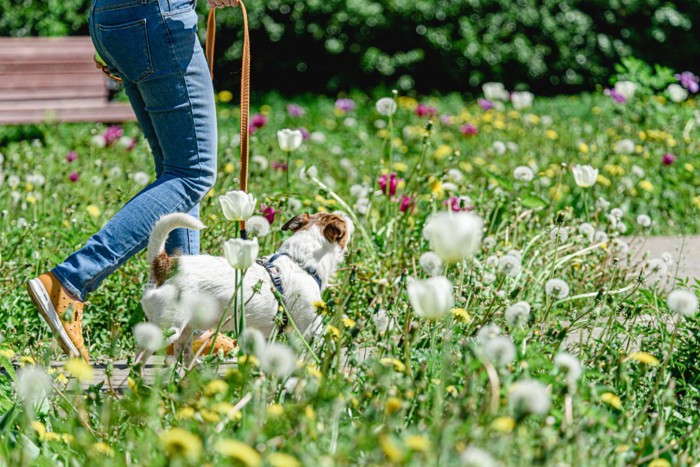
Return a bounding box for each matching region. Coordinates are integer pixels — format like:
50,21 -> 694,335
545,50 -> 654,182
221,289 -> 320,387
176,407 -> 195,420
218,90 -> 233,103
434,144 -> 452,159
638,130 -> 647,141
64,358 -> 94,383
267,452 -> 301,467
312,300 -> 327,314
31,421 -> 46,440
405,435 -> 431,452
93,442 -> 115,458
451,308 -> 470,323
200,409 -> 220,423
26,194 -> 36,204
379,435 -> 404,463
44,432 -> 60,442
578,142 -> 589,154
342,317 -> 356,329
306,363 -> 322,379
215,439 -> 262,467
160,428 -> 202,462
61,433 -> 75,444
267,404 -> 284,418
460,162 -> 473,173
238,355 -> 259,366
430,179 -> 444,197
326,325 -> 341,339
474,157 -> 486,166
491,416 -> 516,433
626,352 -> 660,366
55,373 -> 68,385
397,96 -> 417,110
600,392 -> 622,409
493,120 -> 506,130
446,385 -> 458,397
392,162 -> 409,172
224,162 -> 235,174
305,405 -> 316,420
684,163 -> 694,172
527,114 -> 540,124
596,174 -> 611,186
377,129 -> 389,139
639,180 -> 654,192
86,205 -> 101,218
385,397 -> 403,415
380,358 -> 406,373
0,349 -> 15,359
549,185 -> 564,201
649,459 -> 671,467
204,379 -> 229,396
546,130 -> 558,140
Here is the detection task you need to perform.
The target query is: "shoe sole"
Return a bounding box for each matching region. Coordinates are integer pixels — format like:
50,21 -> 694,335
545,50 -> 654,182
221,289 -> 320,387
27,279 -> 80,358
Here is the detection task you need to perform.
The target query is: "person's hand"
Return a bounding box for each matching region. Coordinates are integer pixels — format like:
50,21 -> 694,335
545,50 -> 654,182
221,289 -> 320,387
207,0 -> 240,8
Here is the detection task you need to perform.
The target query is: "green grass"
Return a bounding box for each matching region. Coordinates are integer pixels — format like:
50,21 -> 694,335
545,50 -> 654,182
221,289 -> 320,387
0,90 -> 699,465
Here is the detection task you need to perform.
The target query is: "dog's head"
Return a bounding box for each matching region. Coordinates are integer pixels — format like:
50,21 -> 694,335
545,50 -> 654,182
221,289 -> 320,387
281,211 -> 354,250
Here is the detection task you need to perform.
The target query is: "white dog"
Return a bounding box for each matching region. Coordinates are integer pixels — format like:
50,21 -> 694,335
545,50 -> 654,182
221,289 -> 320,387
140,211 -> 353,360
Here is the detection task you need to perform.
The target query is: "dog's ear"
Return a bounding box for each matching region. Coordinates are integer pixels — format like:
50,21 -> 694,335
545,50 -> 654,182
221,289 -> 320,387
322,217 -> 347,244
281,213 -> 310,232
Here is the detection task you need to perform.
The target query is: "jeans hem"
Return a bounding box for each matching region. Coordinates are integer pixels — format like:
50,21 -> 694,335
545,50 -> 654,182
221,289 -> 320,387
51,268 -> 87,303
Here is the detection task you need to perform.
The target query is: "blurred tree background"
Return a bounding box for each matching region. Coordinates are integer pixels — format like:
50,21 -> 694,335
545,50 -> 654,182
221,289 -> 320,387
1,0 -> 697,95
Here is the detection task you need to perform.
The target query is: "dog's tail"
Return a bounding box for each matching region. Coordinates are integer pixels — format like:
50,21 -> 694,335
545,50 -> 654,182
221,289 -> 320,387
147,213 -> 205,264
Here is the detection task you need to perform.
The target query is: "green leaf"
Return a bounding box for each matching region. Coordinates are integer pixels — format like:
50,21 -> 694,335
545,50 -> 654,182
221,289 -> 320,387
521,195 -> 549,209
485,170 -> 513,191
0,356 -> 15,382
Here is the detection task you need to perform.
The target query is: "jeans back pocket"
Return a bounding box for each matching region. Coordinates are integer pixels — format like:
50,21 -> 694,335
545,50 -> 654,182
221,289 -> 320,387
96,18 -> 154,83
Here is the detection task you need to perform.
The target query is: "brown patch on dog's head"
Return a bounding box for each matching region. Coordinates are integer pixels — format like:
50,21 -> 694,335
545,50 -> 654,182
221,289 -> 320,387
152,251 -> 174,286
281,213 -> 310,232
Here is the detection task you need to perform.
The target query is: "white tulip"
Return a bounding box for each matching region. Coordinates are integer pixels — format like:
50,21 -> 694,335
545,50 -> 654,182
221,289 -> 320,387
223,238 -> 259,270
407,276 -> 454,320
423,211 -> 483,264
482,82 -> 509,102
614,80 -> 637,100
667,83 -> 688,103
277,129 -> 303,152
571,164 -> 598,188
219,190 -> 256,221
375,97 -> 397,116
510,91 -> 534,110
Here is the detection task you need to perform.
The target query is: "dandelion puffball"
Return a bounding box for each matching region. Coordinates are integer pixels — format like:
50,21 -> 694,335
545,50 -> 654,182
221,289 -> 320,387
505,301 -> 531,327
460,447 -> 500,467
667,289 -> 698,317
407,276 -> 454,320
419,251 -> 444,277
375,97 -> 397,116
134,322 -> 164,351
513,166 -> 534,182
259,342 -> 296,379
554,352 -> 582,387
481,336 -> 516,367
15,366 -> 52,407
545,279 -> 570,299
423,211 -> 483,264
509,379 -> 551,416
246,215 -> 271,237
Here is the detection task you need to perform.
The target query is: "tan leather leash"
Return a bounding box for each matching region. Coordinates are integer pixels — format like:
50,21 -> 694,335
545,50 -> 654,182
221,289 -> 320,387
206,2 -> 251,238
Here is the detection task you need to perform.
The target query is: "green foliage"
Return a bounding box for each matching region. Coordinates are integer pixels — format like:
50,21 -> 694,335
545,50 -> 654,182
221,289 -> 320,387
1,0 -> 698,93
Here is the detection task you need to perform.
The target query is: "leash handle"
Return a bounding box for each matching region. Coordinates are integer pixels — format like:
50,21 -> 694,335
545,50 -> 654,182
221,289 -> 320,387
205,2 -> 251,237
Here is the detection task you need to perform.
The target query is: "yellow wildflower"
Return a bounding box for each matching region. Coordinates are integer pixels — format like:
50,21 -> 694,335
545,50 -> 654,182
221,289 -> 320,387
638,130 -> 647,141
305,405 -> 316,420
200,409 -> 220,423
342,317 -> 356,328
204,379 -> 229,396
380,358 -> 406,373
684,163 -> 694,172
430,179 -> 444,197
61,434 -> 75,444
218,90 -> 233,103
491,416 -> 516,433
446,385 -> 458,397
44,432 -> 60,441
385,397 -> 403,415
596,174 -> 611,186
55,373 -> 68,385
694,196 -> 700,210
0,349 -> 15,359
267,404 -> 284,418
268,453 -> 301,467
527,114 -> 540,124
493,120 -> 505,130
32,421 -> 46,440
312,301 -> 328,314
160,428 -> 202,462
626,352 -> 660,366
405,435 -> 431,452
451,308 -> 470,323
397,96 -> 417,110
434,144 -> 452,159
306,364 -> 322,379
93,442 -> 115,458
379,435 -> 404,463
392,162 -> 409,172
215,439 -> 262,467
64,358 -> 94,382
326,325 -> 340,339
649,459 -> 671,467
238,355 -> 259,366
592,106 -> 602,115
224,162 -> 235,174
600,392 -> 622,409
578,142 -> 589,154
175,407 -> 195,420
86,205 -> 101,218
546,130 -> 558,140
639,180 -> 654,192
26,195 -> 36,204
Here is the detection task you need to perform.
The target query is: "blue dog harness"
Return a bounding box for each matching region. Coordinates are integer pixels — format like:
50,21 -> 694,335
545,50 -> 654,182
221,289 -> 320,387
256,253 -> 323,332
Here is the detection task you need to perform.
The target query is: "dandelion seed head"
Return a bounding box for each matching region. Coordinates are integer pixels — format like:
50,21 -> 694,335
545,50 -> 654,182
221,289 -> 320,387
661,252 -> 674,264
460,447 -> 500,467
509,379 -> 551,416
15,366 -> 52,407
134,322 -> 164,351
545,279 -> 570,299
611,239 -> 629,255
554,352 -> 582,386
180,293 -> 218,330
610,208 -> 624,219
550,227 -> 569,243
498,254 -> 522,277
482,272 -> 497,285
419,252 -> 444,277
239,328 -> 266,356
483,236 -> 496,249
481,336 -> 516,367
667,289 -> 698,317
246,215 -> 271,237
637,214 -> 652,227
505,301 -> 531,327
260,343 -> 297,379
513,166 -> 534,182
578,223 -> 595,240
476,323 -> 502,343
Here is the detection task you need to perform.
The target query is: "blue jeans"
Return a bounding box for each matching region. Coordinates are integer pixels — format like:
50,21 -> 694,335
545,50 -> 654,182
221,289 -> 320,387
53,0 -> 217,301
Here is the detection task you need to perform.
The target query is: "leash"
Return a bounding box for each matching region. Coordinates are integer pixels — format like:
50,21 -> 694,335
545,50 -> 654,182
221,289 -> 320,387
206,2 -> 251,239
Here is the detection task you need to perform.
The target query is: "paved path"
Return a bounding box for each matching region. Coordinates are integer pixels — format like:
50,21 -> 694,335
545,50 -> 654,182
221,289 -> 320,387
624,235 -> 700,282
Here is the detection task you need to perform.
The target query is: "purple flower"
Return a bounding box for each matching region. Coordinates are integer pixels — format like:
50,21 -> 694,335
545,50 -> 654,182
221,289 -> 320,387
478,98 -> 494,110
260,205 -> 277,224
675,71 -> 699,93
439,115 -> 453,126
287,103 -> 305,117
335,98 -> 356,112
604,88 -> 627,104
272,161 -> 288,172
662,153 -> 676,165
444,196 -> 473,212
298,127 -> 310,140
69,172 -> 80,182
460,124 -> 479,136
378,173 -> 401,196
398,195 -> 415,213
66,151 -> 77,163
251,113 -> 267,129
415,103 -> 437,118
103,125 -> 123,146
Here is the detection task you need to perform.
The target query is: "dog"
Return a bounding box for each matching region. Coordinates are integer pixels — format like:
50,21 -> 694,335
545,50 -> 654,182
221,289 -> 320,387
140,211 -> 354,361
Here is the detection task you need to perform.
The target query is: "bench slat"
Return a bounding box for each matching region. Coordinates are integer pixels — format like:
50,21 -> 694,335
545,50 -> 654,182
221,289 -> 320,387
0,86 -> 108,101
0,73 -> 105,89
0,62 -> 98,74
0,97 -> 110,112
0,104 -> 136,125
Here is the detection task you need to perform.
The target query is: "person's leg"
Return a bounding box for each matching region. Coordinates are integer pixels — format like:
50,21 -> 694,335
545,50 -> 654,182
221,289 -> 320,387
51,0 -> 216,301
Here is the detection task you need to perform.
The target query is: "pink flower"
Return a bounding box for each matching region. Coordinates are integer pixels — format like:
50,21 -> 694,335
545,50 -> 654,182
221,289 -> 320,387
444,196 -> 473,212
103,125 -> 123,146
298,127 -> 310,140
398,195 -> 415,213
478,98 -> 494,110
66,151 -> 77,163
251,113 -> 267,129
260,205 -> 277,224
335,98 -> 356,112
439,115 -> 453,126
415,103 -> 437,117
604,88 -> 627,104
69,172 -> 80,182
287,103 -> 305,117
378,173 -> 401,196
460,124 -> 478,136
662,153 -> 676,165
272,161 -> 288,172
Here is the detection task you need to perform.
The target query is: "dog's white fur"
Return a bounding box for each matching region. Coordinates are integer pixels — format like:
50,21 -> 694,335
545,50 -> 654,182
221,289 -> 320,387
140,211 -> 353,359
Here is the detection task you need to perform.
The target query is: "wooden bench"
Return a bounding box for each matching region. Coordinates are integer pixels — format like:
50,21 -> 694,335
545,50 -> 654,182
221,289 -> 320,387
0,37 -> 136,125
